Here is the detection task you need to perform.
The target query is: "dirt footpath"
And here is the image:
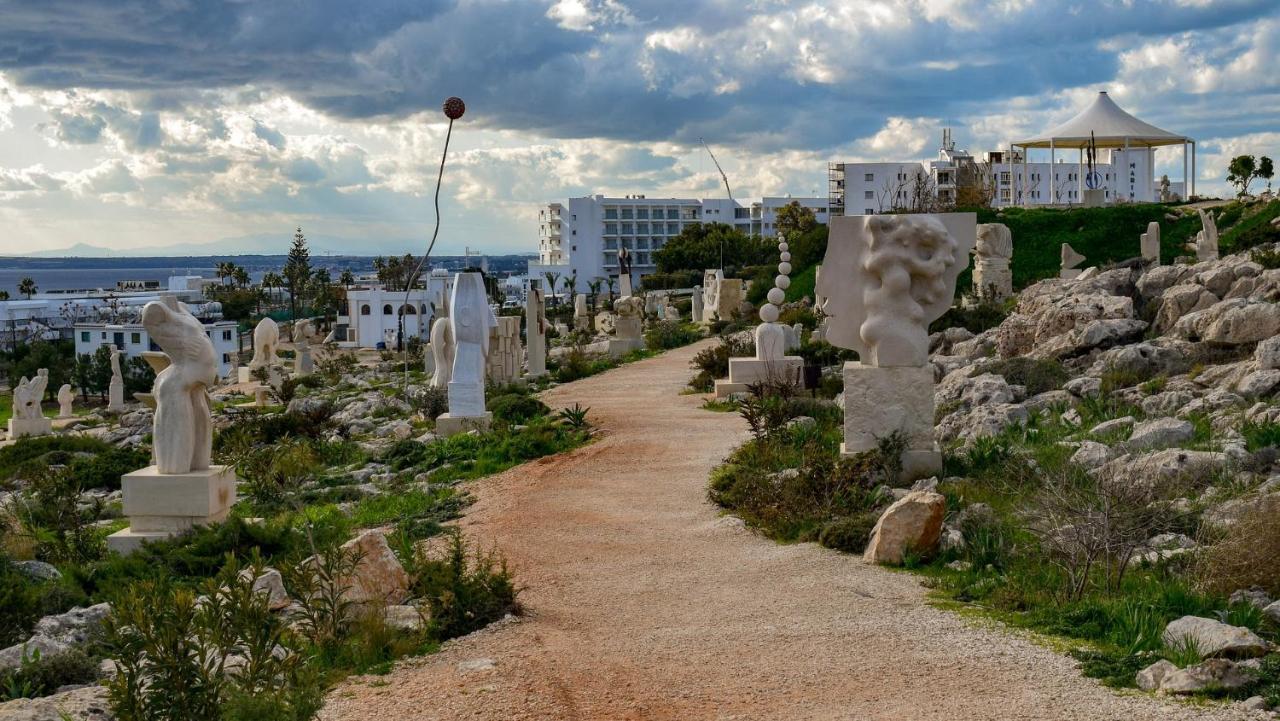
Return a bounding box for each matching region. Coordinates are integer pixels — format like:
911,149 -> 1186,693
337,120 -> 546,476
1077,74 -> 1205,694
321,340 -> 1250,721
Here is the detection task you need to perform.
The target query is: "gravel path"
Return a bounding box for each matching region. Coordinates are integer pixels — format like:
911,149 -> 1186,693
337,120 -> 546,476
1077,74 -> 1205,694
321,340 -> 1252,721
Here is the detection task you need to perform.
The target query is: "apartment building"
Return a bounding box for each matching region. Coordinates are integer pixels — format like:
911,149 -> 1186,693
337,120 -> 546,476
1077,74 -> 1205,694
75,318 -> 240,378
531,194 -> 829,290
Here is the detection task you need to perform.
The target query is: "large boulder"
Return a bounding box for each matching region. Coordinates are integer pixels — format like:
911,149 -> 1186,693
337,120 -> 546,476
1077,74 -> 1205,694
1175,299 -> 1280,345
863,491 -> 946,565
305,530 -> 411,606
1126,417 -> 1194,450
1161,615 -> 1269,659
1135,658 -> 1176,691
1159,658 -> 1254,695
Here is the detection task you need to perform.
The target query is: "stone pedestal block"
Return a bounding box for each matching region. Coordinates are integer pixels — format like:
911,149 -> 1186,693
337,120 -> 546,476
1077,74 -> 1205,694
1083,189 -> 1106,207
713,357 -> 803,398
839,363 -> 940,479
606,337 -> 646,358
107,465 -> 237,554
435,412 -> 493,438
7,417 -> 53,439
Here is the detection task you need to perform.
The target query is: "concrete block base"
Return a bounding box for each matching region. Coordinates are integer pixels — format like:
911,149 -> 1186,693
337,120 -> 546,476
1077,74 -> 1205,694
839,362 -> 939,481
7,417 -> 53,439
108,465 -> 237,554
607,338 -> 645,358
436,412 -> 493,437
713,357 -> 803,398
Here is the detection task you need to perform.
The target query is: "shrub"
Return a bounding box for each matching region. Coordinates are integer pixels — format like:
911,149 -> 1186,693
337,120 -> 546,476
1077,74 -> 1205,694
0,558 -> 87,648
489,394 -> 550,425
1193,500 -> 1280,597
688,335 -> 754,392
645,321 -> 700,350
1250,246 -> 1280,270
408,386 -> 448,420
12,465 -> 106,564
0,435 -> 112,480
930,297 -> 1009,334
404,532 -> 518,641
817,512 -> 878,553
69,446 -> 152,491
976,357 -> 1069,396
1241,420 -> 1280,452
0,646 -> 100,701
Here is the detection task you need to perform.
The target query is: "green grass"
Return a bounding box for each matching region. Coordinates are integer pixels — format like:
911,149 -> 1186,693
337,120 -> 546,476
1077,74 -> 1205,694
1220,199 -> 1280,254
783,264 -> 816,304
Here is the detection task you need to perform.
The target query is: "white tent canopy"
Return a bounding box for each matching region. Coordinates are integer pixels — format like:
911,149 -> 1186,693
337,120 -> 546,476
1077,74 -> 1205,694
1008,91 -> 1195,203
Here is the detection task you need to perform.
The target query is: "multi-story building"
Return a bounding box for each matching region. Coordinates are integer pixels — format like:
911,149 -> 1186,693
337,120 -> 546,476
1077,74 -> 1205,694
829,129 -> 1177,216
74,318 -> 240,378
531,194 -> 829,291
331,270 -> 454,349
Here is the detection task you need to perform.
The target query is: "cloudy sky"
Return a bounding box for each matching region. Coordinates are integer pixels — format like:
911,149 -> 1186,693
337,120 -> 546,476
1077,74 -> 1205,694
0,0 -> 1277,256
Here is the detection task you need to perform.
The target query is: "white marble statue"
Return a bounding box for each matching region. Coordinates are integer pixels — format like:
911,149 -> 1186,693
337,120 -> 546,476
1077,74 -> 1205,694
1195,208 -> 1219,262
486,316 -> 523,384
701,270 -> 720,322
1060,243 -> 1086,279
691,285 -> 704,323
1140,221 -> 1161,265
573,293 -> 590,331
57,384 -> 74,418
447,273 -> 497,418
526,287 -> 548,377
107,346 -> 126,412
818,214 -> 972,368
141,296 -> 217,475
12,370 -> 48,420
613,296 -> 644,341
754,235 -> 794,361
248,317 -> 280,369
294,319 -> 315,374
429,314 -> 454,389
973,223 -> 1013,301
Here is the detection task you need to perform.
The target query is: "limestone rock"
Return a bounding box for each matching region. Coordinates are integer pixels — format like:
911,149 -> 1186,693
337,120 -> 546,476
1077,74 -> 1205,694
1264,600 -> 1280,625
1135,658 -> 1176,691
0,684 -> 111,721
1256,335 -> 1280,370
384,604 -> 427,632
0,635 -> 68,673
336,530 -> 411,605
251,568 -> 291,611
1175,299 -> 1280,345
32,603 -> 111,648
1063,376 -> 1101,398
1069,441 -> 1112,469
1161,615 -> 1269,659
1236,369 -> 1280,398
863,491 -> 945,565
1228,588 -> 1273,610
1204,492 -> 1280,529
13,560 -> 61,582
1126,417 -> 1194,450
1159,658 -> 1253,694
1089,416 -> 1134,438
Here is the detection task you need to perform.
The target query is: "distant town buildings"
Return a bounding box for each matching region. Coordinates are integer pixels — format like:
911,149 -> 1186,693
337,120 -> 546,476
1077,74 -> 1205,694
74,318 -> 240,378
332,270 -> 453,349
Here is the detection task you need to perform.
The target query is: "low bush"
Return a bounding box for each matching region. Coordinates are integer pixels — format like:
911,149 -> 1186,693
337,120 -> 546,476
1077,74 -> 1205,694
1193,501 -> 1280,597
0,435 -> 112,480
489,393 -> 550,425
976,357 -> 1070,396
817,512 -> 879,553
1241,419 -> 1280,452
403,532 -> 519,641
688,335 -> 754,392
644,321 -> 701,351
929,296 -> 1009,334
0,558 -> 87,647
0,646 -> 100,701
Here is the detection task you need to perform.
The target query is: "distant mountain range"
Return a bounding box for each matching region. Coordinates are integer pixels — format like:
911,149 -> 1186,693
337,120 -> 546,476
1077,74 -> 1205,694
15,233 -> 525,258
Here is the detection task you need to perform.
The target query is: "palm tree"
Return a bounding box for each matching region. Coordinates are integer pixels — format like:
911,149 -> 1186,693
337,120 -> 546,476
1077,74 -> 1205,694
232,266 -> 250,288
215,261 -> 233,286
17,277 -> 37,298
606,276 -> 617,301
543,271 -> 561,306
0,290 -> 9,300
587,278 -> 604,311
261,272 -> 283,311
339,269 -> 355,288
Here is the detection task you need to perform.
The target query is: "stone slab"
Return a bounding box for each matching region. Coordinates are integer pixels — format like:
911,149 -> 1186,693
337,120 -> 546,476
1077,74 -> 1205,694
436,412 -> 493,438
726,357 -> 803,386
121,465 -> 237,520
7,417 -> 53,439
106,528 -> 179,555
607,338 -> 645,358
839,362 -> 938,480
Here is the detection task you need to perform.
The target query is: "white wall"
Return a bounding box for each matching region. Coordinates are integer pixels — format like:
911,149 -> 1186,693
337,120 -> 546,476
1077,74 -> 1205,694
74,321 -> 239,378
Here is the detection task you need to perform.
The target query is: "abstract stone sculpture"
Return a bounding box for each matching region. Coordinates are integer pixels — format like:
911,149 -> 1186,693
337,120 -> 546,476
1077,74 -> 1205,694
486,316 -> 523,385
429,298 -> 454,389
715,234 -> 803,397
249,317 -> 280,369
691,285 -> 704,323
294,319 -> 314,375
57,384 -> 74,418
438,272 -> 497,436
1060,243 -> 1086,279
818,213 -> 975,478
142,296 -> 217,474
526,286 -> 548,377
107,346 -> 126,413
607,295 -> 646,357
8,370 -> 52,438
1140,221 -> 1161,265
1195,209 -> 1219,262
973,223 -> 1013,301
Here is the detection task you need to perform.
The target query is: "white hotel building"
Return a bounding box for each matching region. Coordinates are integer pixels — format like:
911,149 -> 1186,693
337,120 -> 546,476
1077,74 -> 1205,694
529,194 -> 830,290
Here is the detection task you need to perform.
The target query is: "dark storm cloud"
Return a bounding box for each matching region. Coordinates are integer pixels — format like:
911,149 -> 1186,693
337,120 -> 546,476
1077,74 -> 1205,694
0,0 -> 1276,150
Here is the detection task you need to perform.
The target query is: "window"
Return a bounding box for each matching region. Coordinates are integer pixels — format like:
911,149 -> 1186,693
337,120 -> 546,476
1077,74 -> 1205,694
667,209 -> 679,219
621,223 -> 633,234
113,332 -> 125,348
223,330 -> 232,341
621,208 -> 633,219
735,208 -> 750,219
604,208 -> 618,219
101,332 -> 106,340
636,222 -> 649,233
604,223 -> 618,235
400,304 -> 416,315
361,304 -> 371,315
864,190 -> 874,199
80,331 -> 89,342
865,173 -> 874,181
383,304 -> 393,315
131,332 -> 141,344
636,208 -> 648,219
864,208 -> 874,214
223,353 -> 231,364
667,223 -> 679,235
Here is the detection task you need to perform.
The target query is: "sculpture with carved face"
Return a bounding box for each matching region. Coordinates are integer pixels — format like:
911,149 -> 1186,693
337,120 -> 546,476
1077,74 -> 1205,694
447,272 -> 497,416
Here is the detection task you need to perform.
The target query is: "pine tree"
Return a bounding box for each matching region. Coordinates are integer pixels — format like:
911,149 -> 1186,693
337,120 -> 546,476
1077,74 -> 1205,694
282,227 -> 312,330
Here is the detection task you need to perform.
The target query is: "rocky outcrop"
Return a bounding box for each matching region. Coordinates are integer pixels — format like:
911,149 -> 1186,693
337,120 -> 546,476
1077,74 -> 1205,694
1161,615 -> 1269,659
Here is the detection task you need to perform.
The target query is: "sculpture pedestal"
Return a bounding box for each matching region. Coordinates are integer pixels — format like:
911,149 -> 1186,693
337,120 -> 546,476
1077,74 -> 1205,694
607,337 -> 645,358
1082,189 -> 1105,208
714,357 -> 803,398
7,417 -> 53,439
435,412 -> 493,438
106,465 -> 237,555
839,363 -> 940,480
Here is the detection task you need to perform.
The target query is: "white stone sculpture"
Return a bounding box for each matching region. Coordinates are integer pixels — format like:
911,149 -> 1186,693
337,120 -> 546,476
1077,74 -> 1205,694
1140,221 -> 1161,265
437,272 -> 497,436
1060,243 -> 1086,279
573,294 -> 590,331
701,271 -> 720,324
973,223 -> 1013,301
526,286 -> 548,378
486,316 -> 523,385
107,346 -> 126,413
715,235 -> 803,397
108,296 -> 236,555
607,295 -> 646,358
293,319 -> 314,375
57,384 -> 74,419
691,285 -> 704,323
429,296 -> 454,388
618,272 -> 633,298
8,370 -> 52,438
248,317 -> 279,368
1194,209 -> 1219,262
817,213 -> 975,479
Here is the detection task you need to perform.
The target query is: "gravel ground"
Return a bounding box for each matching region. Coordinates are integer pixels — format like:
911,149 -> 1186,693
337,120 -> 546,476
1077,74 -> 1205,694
320,340 -> 1259,721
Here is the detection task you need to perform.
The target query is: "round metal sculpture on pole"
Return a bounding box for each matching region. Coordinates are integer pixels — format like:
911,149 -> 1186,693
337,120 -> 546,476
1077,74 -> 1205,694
403,97 -> 466,391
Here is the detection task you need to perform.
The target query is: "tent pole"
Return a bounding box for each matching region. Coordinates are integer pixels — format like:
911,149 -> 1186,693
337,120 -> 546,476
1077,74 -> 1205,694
1123,137 -> 1130,201
1049,139 -> 1055,205
1192,141 -> 1196,198
1078,148 -> 1084,205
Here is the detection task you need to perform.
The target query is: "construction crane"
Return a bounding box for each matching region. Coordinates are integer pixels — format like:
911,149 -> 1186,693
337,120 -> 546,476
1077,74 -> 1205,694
699,138 -> 732,270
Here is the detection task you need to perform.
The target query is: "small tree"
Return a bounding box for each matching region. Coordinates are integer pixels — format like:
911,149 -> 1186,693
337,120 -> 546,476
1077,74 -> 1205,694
543,272 -> 561,306
339,269 -> 354,288
587,278 -> 603,311
1227,154 -> 1274,197
17,277 -> 37,299
774,201 -> 817,238
282,227 -> 313,331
